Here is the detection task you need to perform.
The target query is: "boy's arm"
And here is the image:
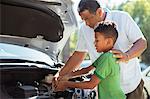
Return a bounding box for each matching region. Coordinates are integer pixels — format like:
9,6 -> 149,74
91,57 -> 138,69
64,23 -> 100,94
55,74 -> 100,91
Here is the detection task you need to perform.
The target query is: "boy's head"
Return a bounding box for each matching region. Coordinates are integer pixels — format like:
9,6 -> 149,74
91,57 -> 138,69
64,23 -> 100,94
94,21 -> 118,52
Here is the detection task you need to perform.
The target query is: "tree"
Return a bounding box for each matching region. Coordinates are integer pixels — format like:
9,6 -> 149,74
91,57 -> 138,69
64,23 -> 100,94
117,0 -> 150,65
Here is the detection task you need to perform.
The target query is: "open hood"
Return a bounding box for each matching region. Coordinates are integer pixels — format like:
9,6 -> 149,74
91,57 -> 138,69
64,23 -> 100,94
1,0 -> 64,42
0,0 -> 77,63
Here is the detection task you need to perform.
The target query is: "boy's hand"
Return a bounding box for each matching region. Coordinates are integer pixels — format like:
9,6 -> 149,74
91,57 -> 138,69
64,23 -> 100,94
110,49 -> 129,63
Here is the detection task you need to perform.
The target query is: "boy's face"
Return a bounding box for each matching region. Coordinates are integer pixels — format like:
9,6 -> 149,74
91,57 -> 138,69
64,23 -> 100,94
94,32 -> 113,52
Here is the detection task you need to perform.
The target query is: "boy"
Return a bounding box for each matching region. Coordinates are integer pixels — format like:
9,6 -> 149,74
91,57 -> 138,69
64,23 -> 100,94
55,21 -> 126,99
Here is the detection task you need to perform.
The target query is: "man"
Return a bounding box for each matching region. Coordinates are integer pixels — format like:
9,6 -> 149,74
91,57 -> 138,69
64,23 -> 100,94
53,0 -> 147,99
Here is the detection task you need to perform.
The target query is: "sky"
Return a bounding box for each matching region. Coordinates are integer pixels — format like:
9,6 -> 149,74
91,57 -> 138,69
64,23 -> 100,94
72,0 -> 127,25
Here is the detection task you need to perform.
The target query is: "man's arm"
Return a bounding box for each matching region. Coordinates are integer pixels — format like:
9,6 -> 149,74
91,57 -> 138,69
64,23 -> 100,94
68,65 -> 95,78
59,51 -> 87,76
112,38 -> 147,62
58,65 -> 95,81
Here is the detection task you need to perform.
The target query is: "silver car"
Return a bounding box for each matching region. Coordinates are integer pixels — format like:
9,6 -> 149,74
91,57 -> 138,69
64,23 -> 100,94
0,0 -> 78,98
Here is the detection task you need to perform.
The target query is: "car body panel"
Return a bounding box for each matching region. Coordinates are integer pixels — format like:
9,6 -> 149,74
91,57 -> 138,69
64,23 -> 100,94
0,43 -> 54,66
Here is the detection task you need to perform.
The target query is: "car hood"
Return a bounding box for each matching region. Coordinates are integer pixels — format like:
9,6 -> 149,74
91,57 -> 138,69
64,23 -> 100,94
1,0 -> 64,42
0,0 -> 77,63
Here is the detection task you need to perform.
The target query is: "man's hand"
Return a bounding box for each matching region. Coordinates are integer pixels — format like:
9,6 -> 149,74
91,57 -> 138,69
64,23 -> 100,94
52,76 -> 58,91
52,74 -> 71,91
111,49 -> 130,63
55,81 -> 67,92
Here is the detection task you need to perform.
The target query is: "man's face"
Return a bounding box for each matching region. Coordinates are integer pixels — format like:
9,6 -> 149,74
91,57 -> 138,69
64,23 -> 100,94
79,10 -> 99,28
